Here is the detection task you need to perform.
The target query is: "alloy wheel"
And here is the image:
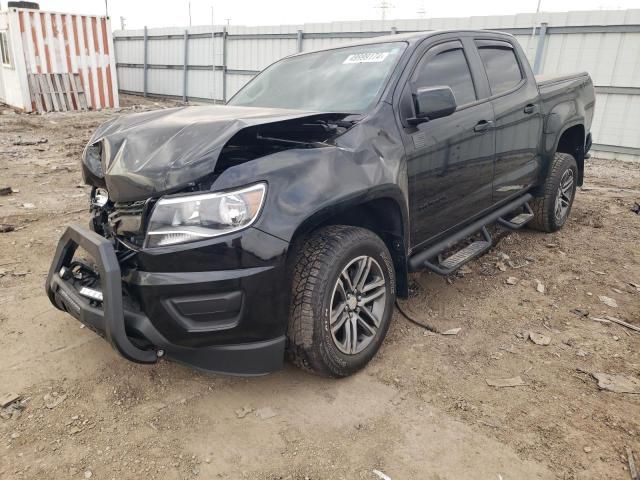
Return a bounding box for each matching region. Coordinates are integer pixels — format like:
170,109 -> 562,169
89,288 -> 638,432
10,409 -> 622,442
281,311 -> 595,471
329,255 -> 387,355
554,168 -> 574,222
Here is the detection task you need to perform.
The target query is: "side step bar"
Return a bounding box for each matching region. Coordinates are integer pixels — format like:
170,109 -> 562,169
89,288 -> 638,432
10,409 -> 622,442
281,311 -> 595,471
497,202 -> 534,230
408,194 -> 533,274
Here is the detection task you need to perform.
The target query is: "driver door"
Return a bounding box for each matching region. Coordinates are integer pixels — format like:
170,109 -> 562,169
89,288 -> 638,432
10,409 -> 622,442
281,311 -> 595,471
399,39 -> 496,248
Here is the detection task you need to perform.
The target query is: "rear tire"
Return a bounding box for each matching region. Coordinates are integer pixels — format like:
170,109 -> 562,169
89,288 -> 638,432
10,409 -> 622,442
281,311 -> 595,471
287,225 -> 396,377
529,152 -> 578,232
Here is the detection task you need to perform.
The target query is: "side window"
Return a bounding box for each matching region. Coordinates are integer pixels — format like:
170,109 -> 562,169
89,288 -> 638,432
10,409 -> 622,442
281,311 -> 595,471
0,31 -> 12,66
413,47 -> 476,107
476,44 -> 523,96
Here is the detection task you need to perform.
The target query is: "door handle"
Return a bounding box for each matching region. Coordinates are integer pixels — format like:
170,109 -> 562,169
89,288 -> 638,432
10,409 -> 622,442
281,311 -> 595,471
523,104 -> 537,114
473,120 -> 493,133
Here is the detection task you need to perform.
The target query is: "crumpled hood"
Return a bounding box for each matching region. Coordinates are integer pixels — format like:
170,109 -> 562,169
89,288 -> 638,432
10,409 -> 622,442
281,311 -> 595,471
82,105 -> 330,202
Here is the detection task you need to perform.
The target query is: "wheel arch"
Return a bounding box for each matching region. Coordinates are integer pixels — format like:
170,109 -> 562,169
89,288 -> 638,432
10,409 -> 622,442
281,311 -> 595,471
554,123 -> 585,185
287,189 -> 410,298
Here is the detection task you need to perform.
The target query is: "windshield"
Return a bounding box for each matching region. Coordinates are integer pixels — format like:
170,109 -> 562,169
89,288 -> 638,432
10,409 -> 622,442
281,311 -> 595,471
229,42 -> 406,113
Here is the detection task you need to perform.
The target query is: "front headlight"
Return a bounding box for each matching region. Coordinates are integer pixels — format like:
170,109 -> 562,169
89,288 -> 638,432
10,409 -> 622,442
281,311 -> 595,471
145,183 -> 266,247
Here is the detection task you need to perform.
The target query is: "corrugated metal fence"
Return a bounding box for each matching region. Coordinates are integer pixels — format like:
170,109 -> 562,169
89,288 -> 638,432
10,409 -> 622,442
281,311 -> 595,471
113,9 -> 640,160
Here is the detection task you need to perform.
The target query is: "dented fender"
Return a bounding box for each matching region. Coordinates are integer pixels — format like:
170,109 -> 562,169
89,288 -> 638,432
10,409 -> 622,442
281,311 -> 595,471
210,102 -> 409,245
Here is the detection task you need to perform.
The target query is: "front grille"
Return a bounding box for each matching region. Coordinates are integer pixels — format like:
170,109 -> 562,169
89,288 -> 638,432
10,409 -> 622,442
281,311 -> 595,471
113,200 -> 146,215
108,200 -> 150,242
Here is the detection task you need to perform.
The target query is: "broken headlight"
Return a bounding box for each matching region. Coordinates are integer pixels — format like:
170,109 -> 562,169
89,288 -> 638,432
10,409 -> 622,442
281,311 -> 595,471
144,183 -> 266,247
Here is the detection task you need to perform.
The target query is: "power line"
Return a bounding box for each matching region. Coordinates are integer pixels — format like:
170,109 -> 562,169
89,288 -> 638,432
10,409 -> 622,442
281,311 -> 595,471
375,1 -> 394,21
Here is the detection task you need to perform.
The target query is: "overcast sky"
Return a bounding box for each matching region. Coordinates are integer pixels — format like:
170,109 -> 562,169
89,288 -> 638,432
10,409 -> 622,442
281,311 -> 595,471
4,0 -> 639,29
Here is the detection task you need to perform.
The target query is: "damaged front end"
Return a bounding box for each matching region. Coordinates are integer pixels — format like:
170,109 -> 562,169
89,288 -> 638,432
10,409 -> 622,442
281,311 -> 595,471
81,105 -> 355,203
82,106 -> 355,247
47,105 -> 358,375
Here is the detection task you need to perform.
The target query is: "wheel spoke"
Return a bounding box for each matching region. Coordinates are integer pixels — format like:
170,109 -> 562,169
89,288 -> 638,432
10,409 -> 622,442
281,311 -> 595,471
332,311 -> 349,333
359,306 -> 380,328
362,285 -> 385,304
335,278 -> 347,300
331,302 -> 347,324
343,318 -> 351,351
362,278 -> 385,293
350,316 -> 358,353
356,313 -> 377,336
341,270 -> 354,292
357,258 -> 372,290
351,257 -> 368,291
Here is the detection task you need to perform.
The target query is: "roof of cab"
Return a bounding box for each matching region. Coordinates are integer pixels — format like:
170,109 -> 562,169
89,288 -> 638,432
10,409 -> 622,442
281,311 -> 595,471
288,29 -> 514,58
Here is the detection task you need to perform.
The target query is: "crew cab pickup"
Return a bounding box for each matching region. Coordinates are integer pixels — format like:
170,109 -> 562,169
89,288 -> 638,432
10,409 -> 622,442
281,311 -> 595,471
46,30 -> 595,377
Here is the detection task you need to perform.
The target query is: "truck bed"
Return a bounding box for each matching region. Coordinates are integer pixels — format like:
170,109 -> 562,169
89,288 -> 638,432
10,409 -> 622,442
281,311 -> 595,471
536,71 -> 595,135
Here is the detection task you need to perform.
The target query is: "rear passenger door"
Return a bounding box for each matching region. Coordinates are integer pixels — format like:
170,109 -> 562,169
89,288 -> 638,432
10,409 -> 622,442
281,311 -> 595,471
473,39 -> 543,203
399,39 -> 496,248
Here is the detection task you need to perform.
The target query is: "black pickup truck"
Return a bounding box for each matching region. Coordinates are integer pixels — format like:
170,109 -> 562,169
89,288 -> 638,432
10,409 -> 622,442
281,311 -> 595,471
46,30 -> 595,377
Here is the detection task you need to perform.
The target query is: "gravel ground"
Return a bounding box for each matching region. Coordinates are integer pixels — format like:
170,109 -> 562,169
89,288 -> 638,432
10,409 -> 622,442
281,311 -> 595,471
0,95 -> 639,480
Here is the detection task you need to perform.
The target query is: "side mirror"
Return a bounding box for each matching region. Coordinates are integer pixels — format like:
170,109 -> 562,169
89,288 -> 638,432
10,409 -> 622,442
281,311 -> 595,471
408,86 -> 457,125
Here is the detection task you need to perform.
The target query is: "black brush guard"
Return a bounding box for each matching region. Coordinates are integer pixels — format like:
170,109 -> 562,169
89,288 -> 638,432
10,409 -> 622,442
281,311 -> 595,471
45,224 -> 158,364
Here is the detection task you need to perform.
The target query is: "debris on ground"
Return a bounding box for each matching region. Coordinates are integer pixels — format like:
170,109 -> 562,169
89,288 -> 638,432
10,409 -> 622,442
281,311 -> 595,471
506,276 -> 518,285
0,392 -> 20,408
21,203 -> 35,209
442,327 -> 462,335
0,224 -> 15,233
43,392 -> 67,409
631,202 -> 640,215
235,406 -> 254,419
13,137 -> 48,146
485,376 -> 526,388
605,316 -> 640,334
0,186 -> 12,196
255,406 -> 278,420
627,447 -> 639,480
535,279 -> 545,293
598,295 -> 618,308
591,373 -> 640,394
372,469 -> 392,480
571,308 -> 590,318
528,332 -> 551,346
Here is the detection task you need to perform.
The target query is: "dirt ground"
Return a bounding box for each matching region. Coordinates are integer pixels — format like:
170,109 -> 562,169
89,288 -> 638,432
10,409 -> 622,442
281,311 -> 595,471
1,95 -> 639,480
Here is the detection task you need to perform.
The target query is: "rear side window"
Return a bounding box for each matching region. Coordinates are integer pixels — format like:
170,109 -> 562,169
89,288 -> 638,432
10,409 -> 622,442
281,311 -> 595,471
476,44 -> 523,96
413,48 -> 476,107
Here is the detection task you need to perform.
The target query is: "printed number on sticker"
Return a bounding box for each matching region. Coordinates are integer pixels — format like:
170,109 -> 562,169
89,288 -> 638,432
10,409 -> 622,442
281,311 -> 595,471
343,52 -> 390,64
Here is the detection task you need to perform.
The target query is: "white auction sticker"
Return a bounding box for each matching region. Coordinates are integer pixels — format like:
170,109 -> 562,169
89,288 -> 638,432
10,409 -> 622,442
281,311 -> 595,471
343,52 -> 390,64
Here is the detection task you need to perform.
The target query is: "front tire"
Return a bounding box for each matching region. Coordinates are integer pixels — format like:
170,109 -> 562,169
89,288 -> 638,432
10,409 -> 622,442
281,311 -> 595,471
529,152 -> 578,232
287,225 -> 396,377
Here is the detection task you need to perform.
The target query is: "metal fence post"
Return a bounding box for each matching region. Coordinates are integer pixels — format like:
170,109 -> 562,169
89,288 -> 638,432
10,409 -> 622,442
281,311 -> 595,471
212,28 -> 216,102
533,22 -> 548,75
296,29 -> 303,52
183,29 -> 189,102
222,26 -> 228,103
143,26 -> 148,97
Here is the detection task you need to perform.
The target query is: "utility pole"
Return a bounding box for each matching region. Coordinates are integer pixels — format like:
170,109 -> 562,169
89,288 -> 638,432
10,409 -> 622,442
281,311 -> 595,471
188,1 -> 192,27
225,18 -> 231,26
104,0 -> 109,17
531,0 -> 542,37
375,1 -> 393,21
120,16 -> 126,30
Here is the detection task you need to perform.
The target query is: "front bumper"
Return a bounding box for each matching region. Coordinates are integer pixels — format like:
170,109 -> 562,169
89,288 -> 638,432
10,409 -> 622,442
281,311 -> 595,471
45,224 -> 287,375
